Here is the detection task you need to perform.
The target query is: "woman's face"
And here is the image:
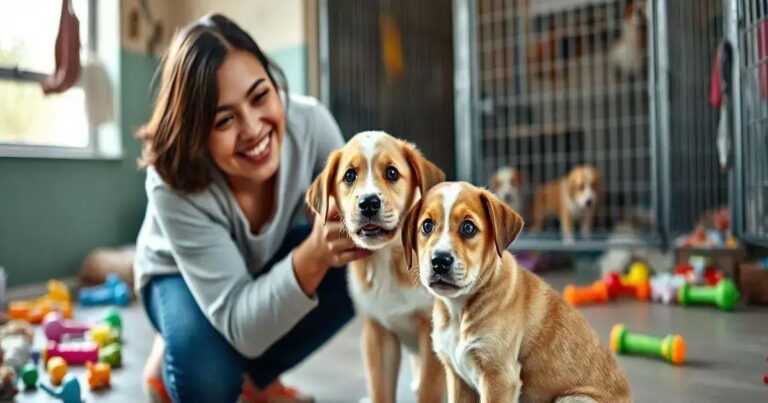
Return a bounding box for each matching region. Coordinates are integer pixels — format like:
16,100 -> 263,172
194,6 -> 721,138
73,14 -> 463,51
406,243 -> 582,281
208,49 -> 285,187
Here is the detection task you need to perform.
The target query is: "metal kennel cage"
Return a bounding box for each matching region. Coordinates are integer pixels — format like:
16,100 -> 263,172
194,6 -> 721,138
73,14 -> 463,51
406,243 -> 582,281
453,0 -> 742,250
455,0 -> 659,249
653,0 -> 730,238
731,0 -> 768,246
316,0 -> 763,250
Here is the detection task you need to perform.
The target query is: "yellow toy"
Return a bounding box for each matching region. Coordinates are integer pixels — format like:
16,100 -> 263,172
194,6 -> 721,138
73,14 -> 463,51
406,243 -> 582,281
85,362 -> 110,390
86,324 -> 119,348
47,356 -> 68,386
8,280 -> 72,324
622,262 -> 651,287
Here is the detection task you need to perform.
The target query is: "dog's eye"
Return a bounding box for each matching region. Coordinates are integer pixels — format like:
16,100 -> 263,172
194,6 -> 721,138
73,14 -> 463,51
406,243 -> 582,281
343,169 -> 357,184
385,166 -> 400,181
459,220 -> 477,237
421,219 -> 434,235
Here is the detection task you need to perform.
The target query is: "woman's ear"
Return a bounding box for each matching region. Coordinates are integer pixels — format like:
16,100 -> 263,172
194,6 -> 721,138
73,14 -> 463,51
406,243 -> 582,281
306,150 -> 341,223
479,190 -> 524,257
402,198 -> 424,269
402,142 -> 445,195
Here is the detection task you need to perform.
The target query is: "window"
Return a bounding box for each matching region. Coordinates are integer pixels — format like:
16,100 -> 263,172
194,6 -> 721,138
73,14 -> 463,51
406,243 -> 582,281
0,0 -> 120,158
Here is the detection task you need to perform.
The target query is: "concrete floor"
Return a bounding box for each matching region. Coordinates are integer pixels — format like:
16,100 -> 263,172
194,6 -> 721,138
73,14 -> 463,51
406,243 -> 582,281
15,270 -> 768,402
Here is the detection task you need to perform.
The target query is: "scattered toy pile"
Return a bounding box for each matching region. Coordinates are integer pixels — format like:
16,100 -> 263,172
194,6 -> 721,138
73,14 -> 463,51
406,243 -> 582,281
0,275 -> 130,401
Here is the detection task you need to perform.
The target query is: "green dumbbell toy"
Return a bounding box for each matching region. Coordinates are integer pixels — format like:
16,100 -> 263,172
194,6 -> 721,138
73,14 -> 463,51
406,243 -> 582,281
19,363 -> 38,389
610,324 -> 685,365
99,343 -> 122,367
678,278 -> 740,311
102,308 -> 122,337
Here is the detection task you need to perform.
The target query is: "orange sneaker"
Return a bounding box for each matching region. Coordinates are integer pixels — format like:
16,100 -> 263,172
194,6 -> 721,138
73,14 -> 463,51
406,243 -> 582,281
240,379 -> 314,403
145,376 -> 171,403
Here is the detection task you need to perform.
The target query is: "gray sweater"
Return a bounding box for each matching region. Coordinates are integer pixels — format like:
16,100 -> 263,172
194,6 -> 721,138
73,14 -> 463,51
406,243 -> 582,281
133,95 -> 344,357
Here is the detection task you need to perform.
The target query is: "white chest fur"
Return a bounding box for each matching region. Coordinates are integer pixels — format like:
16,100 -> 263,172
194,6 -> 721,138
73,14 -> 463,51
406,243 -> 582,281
432,300 -> 482,392
348,245 -> 433,350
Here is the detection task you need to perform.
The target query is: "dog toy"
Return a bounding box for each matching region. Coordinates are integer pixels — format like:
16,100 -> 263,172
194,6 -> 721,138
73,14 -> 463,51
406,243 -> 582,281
704,267 -> 725,286
622,262 -> 650,286
87,324 -> 119,347
47,356 -> 68,386
99,343 -> 122,367
44,340 -> 99,365
603,272 -> 650,301
78,273 -> 131,307
7,280 -> 72,323
102,308 -> 122,338
30,349 -> 41,365
0,320 -> 34,369
650,274 -> 686,304
43,312 -> 91,342
678,278 -> 740,311
0,366 -> 17,400
610,324 -> 685,365
86,361 -> 111,390
40,373 -> 82,403
19,363 -> 38,389
563,281 -> 610,306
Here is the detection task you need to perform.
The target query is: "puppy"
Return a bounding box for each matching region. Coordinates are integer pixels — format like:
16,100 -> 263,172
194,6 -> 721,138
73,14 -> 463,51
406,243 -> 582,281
531,165 -> 602,243
609,0 -> 647,79
402,182 -> 631,402
489,167 -> 523,214
307,131 -> 446,403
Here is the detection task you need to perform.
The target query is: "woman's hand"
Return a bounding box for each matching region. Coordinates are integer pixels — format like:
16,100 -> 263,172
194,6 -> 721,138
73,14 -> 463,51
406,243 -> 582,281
293,198 -> 371,296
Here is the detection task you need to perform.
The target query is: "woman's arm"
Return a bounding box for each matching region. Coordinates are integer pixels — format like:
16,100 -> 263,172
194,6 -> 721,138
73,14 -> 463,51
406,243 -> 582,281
150,186 -> 319,359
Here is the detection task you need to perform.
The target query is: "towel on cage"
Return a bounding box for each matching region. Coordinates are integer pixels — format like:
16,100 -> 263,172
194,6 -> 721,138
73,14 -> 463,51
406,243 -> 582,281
709,41 -> 732,171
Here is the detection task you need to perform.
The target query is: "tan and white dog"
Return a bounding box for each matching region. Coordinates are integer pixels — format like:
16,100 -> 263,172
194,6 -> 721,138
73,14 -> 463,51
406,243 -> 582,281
531,165 -> 603,243
402,182 -> 631,402
489,167 -> 523,214
306,131 -> 446,403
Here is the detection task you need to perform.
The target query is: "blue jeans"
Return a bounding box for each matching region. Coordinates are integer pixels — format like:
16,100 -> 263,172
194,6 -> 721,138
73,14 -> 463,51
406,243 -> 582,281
143,225 -> 354,403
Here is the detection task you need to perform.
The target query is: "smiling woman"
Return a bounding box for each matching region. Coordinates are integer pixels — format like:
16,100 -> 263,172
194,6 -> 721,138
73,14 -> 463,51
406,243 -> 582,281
133,14 -> 370,403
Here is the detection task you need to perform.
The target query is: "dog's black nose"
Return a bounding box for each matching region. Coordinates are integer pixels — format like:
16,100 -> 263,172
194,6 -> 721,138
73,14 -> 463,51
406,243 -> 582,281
431,252 -> 454,274
358,195 -> 381,218
584,198 -> 594,207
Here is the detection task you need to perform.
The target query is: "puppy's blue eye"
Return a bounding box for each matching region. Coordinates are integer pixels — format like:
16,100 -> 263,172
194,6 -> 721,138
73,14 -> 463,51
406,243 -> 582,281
460,220 -> 477,237
344,169 -> 357,184
421,219 -> 434,235
385,166 -> 400,181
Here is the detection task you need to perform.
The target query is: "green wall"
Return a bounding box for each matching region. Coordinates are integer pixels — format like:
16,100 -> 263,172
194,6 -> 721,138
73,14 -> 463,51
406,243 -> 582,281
268,44 -> 307,95
0,50 -> 158,286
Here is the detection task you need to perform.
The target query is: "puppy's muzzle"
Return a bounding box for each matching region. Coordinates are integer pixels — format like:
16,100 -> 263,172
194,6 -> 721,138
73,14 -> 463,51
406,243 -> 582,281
431,251 -> 454,275
358,194 -> 381,219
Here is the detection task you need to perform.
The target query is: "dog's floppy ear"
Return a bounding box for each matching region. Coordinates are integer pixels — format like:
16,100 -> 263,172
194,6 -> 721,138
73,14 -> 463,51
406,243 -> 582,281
306,150 -> 341,224
402,198 -> 424,269
402,142 -> 445,195
480,190 -> 524,257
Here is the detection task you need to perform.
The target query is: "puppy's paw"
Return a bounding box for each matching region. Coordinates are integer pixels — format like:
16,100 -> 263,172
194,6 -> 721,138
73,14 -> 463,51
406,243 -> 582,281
563,236 -> 575,245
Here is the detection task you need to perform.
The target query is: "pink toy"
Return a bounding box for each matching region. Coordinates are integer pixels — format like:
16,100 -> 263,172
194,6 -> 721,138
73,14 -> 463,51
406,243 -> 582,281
650,274 -> 686,304
43,312 -> 91,342
44,340 -> 98,365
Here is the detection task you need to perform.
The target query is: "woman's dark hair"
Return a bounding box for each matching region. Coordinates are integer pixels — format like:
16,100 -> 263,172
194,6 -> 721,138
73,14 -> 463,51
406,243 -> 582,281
137,14 -> 288,193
